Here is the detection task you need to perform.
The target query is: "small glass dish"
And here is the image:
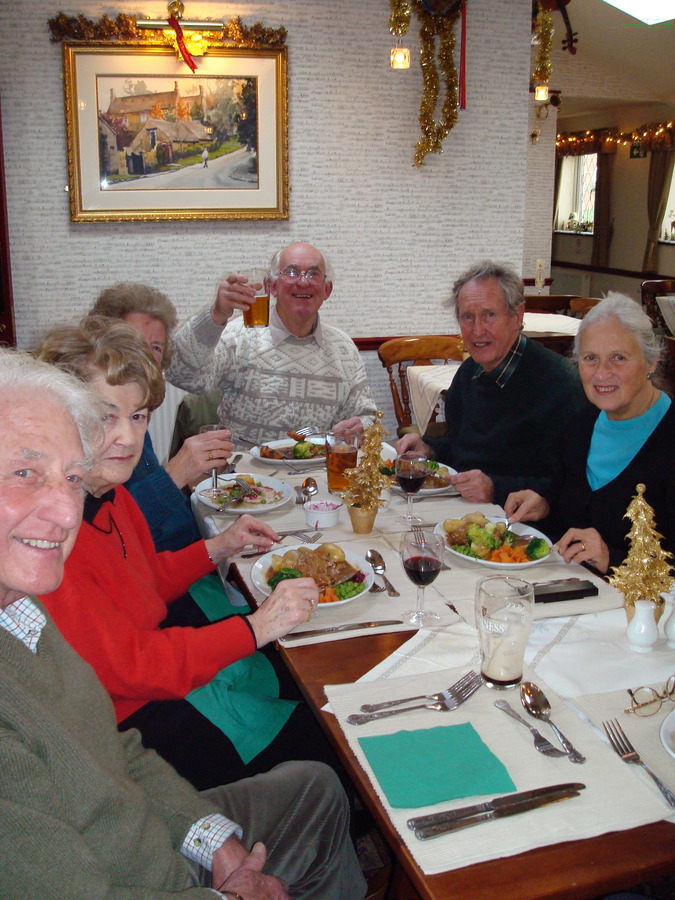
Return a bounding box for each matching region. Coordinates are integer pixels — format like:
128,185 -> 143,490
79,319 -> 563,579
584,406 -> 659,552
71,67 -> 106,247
303,496 -> 343,529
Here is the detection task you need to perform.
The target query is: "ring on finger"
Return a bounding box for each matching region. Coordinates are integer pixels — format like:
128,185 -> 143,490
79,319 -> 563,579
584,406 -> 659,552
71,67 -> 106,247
207,451 -> 213,461
580,542 -> 586,552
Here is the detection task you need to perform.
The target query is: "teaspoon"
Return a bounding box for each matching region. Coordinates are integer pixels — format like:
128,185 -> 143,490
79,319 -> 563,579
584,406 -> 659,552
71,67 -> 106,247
520,682 -> 586,764
301,476 -> 319,501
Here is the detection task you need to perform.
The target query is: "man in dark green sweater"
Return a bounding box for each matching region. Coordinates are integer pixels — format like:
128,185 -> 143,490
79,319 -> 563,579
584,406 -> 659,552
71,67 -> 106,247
0,349 -> 365,900
397,261 -> 587,507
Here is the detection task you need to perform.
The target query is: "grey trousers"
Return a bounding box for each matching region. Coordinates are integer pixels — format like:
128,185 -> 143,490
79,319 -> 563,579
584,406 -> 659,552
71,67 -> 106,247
197,760 -> 367,900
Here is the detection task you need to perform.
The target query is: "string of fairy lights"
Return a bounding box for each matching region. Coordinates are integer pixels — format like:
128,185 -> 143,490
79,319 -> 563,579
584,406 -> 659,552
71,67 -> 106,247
557,122 -> 675,156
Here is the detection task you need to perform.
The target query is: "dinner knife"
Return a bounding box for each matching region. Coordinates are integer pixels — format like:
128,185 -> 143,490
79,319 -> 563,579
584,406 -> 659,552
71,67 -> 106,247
407,782 -> 585,832
279,620 -> 404,641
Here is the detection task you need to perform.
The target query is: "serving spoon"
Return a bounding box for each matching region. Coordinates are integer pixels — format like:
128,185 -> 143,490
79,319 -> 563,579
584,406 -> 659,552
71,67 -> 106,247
520,682 -> 586,764
365,549 -> 400,597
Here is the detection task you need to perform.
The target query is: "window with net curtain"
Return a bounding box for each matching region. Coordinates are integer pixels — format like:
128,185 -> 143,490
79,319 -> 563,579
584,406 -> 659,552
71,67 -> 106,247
555,154 -> 597,233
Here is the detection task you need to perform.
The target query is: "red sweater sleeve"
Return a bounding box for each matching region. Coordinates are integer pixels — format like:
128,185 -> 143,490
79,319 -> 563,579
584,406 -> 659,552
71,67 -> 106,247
40,488 -> 256,722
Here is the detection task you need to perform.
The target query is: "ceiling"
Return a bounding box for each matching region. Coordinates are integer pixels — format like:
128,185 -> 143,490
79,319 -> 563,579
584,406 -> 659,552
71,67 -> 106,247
550,0 -> 675,121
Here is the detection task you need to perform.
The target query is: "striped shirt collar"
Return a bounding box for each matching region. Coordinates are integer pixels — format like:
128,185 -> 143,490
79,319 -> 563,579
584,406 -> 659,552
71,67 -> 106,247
471,332 -> 527,388
269,305 -> 324,348
0,596 -> 46,653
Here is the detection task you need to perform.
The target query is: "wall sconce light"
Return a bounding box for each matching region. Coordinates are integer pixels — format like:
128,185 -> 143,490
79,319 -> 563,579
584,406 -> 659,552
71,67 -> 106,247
534,84 -> 549,102
136,1 -> 224,68
390,42 -> 411,69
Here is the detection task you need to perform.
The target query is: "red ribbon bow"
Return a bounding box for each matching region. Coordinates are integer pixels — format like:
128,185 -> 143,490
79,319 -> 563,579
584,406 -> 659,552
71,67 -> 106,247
168,14 -> 198,72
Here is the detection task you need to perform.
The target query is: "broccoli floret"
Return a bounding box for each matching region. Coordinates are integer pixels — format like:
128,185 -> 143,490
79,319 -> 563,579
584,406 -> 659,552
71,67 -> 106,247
466,522 -> 501,550
453,544 -> 480,559
526,537 -> 551,560
268,568 -> 301,589
293,441 -> 314,459
502,530 -> 519,547
427,460 -> 440,472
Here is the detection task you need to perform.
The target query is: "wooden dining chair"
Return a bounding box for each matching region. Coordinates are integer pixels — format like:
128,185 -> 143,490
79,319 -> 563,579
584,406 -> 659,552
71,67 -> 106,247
524,294 -> 581,315
641,279 -> 675,331
377,335 -> 465,437
569,297 -> 601,317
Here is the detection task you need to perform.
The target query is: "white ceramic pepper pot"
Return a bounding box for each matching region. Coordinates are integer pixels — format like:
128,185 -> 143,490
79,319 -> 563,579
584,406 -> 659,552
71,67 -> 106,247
625,600 -> 659,653
661,592 -> 675,650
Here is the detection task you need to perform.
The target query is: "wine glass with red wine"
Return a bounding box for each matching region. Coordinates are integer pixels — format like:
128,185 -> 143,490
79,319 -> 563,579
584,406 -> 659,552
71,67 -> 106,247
394,454 -> 429,526
400,531 -> 444,627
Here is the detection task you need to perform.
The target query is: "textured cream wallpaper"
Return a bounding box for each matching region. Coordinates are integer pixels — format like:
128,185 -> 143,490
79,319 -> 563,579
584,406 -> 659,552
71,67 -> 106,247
1,0 -> 536,350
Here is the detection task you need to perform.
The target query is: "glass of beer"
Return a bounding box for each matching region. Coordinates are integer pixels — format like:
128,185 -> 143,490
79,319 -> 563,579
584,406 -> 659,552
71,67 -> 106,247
240,268 -> 269,327
326,431 -> 359,493
475,576 -> 534,689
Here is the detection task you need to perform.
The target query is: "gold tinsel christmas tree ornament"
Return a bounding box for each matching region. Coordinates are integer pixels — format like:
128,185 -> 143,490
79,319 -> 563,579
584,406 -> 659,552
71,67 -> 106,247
608,484 -> 674,622
341,413 -> 391,533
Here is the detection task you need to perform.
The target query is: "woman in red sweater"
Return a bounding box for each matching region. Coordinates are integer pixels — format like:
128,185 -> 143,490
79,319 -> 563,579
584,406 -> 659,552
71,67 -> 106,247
36,317 -> 338,791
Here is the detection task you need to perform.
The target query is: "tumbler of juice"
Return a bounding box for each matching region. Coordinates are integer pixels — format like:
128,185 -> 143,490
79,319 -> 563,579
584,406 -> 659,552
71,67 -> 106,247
326,431 -> 359,493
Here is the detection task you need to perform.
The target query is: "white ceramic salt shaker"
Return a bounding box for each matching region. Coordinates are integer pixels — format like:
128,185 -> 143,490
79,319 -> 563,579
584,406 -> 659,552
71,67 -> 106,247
661,591 -> 675,649
625,600 -> 659,652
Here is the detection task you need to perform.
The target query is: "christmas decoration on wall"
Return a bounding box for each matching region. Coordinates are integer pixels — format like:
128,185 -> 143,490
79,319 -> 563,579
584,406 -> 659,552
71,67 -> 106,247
531,5 -> 553,101
48,7 -> 286,53
557,122 -> 674,156
389,0 -> 466,167
608,484 -> 674,622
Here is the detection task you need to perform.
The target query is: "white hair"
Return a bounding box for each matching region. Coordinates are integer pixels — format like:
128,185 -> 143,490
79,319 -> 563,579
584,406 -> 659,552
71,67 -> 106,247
0,348 -> 103,460
574,292 -> 663,368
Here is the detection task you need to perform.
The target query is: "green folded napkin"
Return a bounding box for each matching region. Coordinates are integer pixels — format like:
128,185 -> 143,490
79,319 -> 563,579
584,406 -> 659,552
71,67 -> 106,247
358,722 -> 515,808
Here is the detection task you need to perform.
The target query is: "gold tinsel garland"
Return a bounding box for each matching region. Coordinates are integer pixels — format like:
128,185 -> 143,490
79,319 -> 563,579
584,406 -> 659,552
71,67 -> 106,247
341,413 -> 391,512
557,122 -> 674,156
48,12 -> 287,47
532,8 -> 553,86
389,0 -> 461,167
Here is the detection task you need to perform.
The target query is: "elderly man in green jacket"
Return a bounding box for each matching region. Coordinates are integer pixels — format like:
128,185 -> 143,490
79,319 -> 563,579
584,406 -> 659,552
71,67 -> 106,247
0,348 -> 365,900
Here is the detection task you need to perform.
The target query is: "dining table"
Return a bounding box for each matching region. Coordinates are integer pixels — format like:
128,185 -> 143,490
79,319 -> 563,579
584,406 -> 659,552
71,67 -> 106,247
191,450 -> 675,900
407,313 -> 581,434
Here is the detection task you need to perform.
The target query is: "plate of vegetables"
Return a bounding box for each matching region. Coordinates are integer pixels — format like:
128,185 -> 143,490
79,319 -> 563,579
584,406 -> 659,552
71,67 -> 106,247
250,435 -> 326,467
250,543 -> 373,605
434,513 -> 553,569
196,474 -> 292,514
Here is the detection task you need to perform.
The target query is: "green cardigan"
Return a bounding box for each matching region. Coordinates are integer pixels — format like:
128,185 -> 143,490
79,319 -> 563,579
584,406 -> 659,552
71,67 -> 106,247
0,600 -> 224,900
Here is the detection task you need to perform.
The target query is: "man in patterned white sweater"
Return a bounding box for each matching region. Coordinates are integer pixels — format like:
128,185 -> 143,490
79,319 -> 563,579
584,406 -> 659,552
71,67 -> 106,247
167,242 -> 377,444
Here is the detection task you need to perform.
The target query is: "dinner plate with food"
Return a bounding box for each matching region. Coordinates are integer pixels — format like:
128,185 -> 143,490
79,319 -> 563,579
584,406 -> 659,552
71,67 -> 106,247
434,512 -> 553,569
250,434 -> 327,467
250,542 -> 374,605
196,473 -> 292,514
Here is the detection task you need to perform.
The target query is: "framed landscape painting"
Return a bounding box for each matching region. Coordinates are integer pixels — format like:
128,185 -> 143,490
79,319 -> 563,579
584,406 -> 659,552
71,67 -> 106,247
62,43 -> 288,222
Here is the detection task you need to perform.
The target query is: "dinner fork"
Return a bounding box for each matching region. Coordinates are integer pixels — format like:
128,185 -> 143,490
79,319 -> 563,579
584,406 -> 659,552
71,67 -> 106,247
239,532 -> 322,558
292,426 -> 320,437
603,718 -> 675,808
347,673 -> 482,725
411,525 -> 451,569
351,670 -> 482,718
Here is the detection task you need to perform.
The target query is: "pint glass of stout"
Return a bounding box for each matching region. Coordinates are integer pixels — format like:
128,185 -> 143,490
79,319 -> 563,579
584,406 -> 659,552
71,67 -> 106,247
325,431 -> 359,493
240,268 -> 269,327
475,575 -> 534,689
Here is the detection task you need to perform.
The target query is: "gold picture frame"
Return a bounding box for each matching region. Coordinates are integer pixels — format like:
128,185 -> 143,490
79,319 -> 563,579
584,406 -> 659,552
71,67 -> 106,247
63,42 -> 288,222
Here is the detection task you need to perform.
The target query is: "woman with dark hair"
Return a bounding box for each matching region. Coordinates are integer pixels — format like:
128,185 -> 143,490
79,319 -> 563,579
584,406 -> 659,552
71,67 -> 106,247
506,293 -> 674,573
35,317 -> 339,792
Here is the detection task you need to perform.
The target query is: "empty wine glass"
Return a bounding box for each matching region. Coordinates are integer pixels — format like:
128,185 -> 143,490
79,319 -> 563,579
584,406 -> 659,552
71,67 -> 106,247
400,530 -> 444,627
394,454 -> 428,526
